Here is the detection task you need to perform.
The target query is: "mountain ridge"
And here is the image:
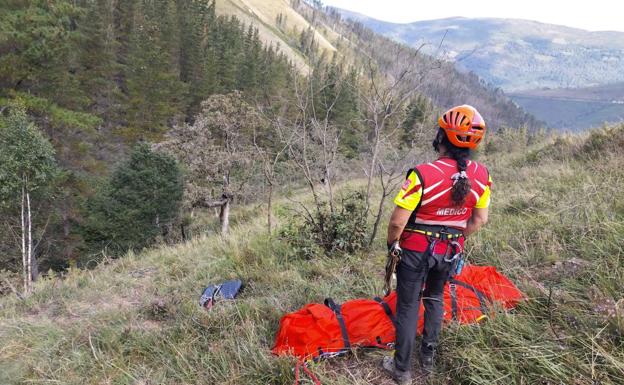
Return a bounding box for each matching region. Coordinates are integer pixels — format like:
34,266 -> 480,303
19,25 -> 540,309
335,8 -> 624,92
336,11 -> 624,35
213,0 -> 540,129
510,82 -> 624,130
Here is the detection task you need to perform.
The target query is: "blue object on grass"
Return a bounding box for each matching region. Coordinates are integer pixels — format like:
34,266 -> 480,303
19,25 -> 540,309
200,279 -> 243,309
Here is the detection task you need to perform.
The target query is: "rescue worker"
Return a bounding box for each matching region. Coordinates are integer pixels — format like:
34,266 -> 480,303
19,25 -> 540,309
382,105 -> 491,383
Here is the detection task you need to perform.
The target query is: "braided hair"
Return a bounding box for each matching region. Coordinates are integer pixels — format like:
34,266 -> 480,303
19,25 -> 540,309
433,128 -> 471,206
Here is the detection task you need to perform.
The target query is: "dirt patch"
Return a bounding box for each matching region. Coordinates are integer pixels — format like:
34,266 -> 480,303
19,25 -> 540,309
128,267 -> 158,278
321,350 -> 431,385
530,257 -> 589,283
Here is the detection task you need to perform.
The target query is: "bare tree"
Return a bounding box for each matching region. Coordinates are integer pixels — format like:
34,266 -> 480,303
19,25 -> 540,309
356,44 -> 441,244
277,63 -> 344,222
367,142 -> 424,246
252,118 -> 297,234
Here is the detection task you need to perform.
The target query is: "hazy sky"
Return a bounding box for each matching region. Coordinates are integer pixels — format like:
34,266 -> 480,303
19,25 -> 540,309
322,0 -> 624,32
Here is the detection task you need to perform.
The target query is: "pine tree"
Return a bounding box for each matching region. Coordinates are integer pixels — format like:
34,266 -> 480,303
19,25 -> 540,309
0,1 -> 84,108
238,25 -> 260,91
177,0 -> 216,115
214,16 -> 244,92
77,0 -> 124,125
84,144 -> 183,253
124,0 -> 187,138
401,95 -> 432,145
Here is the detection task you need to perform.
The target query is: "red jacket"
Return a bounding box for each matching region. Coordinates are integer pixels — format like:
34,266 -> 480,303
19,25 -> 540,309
393,157 -> 491,252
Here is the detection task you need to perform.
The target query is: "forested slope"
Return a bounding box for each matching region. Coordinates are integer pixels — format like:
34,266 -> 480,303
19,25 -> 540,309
1,0 -> 293,272
0,1 -> 537,290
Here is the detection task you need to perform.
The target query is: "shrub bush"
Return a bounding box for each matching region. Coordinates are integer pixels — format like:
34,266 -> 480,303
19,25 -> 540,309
279,191 -> 368,259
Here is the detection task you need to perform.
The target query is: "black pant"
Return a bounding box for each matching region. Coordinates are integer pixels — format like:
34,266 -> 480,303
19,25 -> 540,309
394,248 -> 451,372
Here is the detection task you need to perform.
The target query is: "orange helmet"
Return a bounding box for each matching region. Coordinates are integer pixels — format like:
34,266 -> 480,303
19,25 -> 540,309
438,105 -> 486,149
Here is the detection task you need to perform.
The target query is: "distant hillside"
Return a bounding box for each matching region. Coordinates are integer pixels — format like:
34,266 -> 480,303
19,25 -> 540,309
510,83 -> 624,130
215,0 -> 338,70
335,10 -> 624,92
216,0 -> 540,130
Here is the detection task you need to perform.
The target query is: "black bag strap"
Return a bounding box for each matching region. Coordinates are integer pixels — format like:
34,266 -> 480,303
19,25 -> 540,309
449,282 -> 459,321
374,297 -> 397,328
448,278 -> 490,316
324,298 -> 351,350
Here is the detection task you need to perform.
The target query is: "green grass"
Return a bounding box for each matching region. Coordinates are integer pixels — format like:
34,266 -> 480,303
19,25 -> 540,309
1,126 -> 623,384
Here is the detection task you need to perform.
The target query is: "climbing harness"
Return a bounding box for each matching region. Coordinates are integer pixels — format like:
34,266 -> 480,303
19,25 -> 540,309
443,240 -> 466,277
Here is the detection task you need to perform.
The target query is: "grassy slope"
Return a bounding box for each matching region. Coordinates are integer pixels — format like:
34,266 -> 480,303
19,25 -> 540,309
215,0 -> 338,71
1,127 -> 623,384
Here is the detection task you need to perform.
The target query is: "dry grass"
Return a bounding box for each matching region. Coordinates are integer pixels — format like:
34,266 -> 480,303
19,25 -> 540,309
1,126 -> 623,384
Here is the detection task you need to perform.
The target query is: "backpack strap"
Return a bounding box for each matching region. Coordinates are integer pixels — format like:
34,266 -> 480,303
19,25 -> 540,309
324,298 -> 351,350
374,297 -> 397,328
449,282 -> 459,321
448,278 -> 490,316
405,166 -> 425,219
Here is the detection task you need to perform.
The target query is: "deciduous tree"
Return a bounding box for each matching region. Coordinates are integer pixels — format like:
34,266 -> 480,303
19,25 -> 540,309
0,103 -> 58,292
158,92 -> 262,235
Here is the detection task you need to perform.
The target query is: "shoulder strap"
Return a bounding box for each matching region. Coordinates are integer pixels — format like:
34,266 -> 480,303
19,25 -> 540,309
374,296 -> 397,328
448,278 -> 490,315
406,167 -> 425,226
324,298 -> 351,350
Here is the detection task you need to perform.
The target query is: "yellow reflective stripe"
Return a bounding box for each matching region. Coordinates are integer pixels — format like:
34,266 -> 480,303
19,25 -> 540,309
394,170 -> 422,211
406,229 -> 463,239
475,175 -> 492,209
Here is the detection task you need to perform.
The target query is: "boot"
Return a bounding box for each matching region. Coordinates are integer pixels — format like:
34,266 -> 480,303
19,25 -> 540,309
382,356 -> 412,385
419,344 -> 435,375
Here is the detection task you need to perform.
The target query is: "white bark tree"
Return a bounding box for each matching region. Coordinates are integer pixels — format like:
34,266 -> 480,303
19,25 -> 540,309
0,104 -> 57,292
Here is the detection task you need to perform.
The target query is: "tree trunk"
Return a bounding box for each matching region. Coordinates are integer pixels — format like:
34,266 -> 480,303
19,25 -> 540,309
325,170 -> 335,214
369,190 -> 387,247
180,223 -> 187,241
220,199 -> 230,236
26,190 -> 33,291
267,183 -> 273,234
21,184 -> 27,292
62,208 -> 72,262
31,252 -> 39,282
365,126 -> 381,213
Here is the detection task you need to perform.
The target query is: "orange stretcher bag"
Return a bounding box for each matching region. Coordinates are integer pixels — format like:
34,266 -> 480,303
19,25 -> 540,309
272,265 -> 523,361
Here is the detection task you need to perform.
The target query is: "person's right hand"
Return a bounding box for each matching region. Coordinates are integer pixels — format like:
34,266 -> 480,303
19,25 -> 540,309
387,240 -> 402,257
